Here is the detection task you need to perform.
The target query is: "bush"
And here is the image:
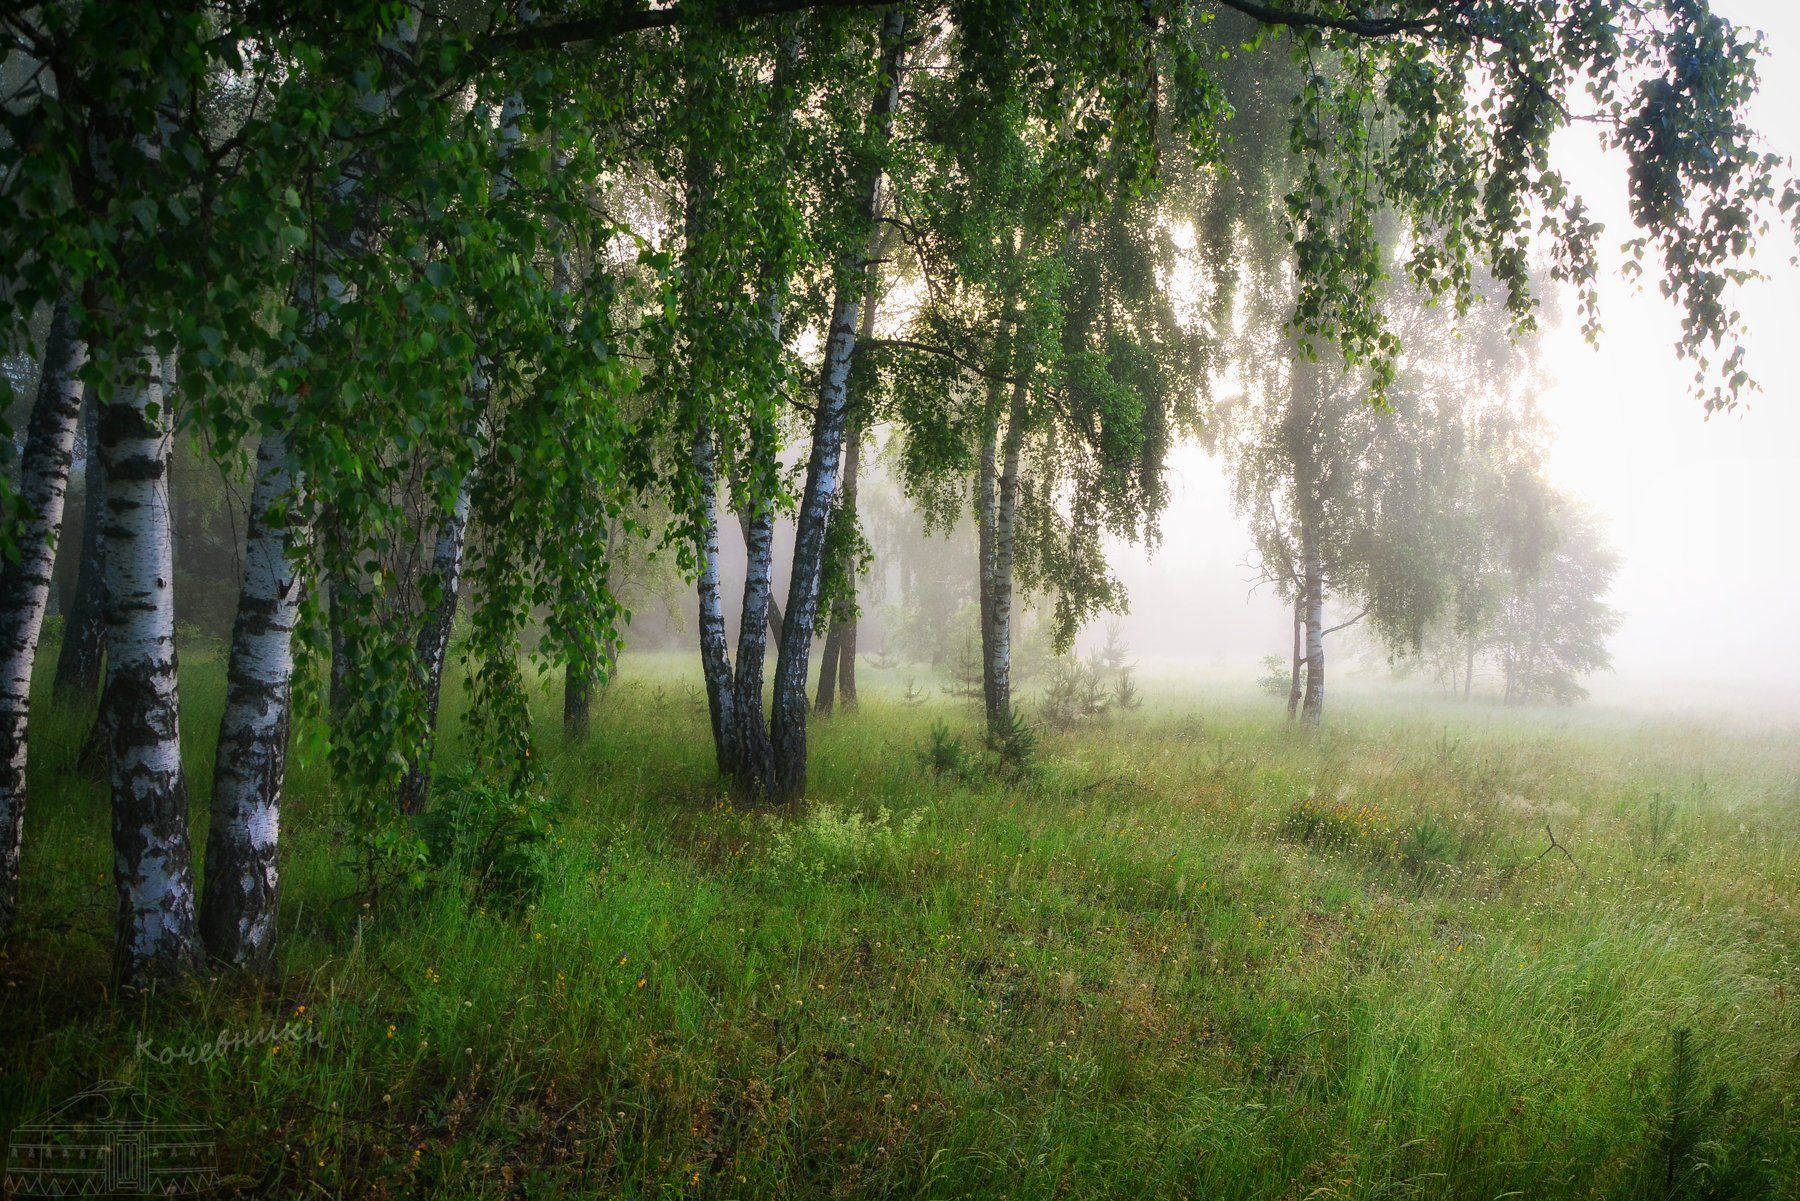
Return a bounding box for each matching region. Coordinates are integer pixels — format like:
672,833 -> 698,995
415,772 -> 566,909
921,720 -> 978,782
1258,654 -> 1292,698
1040,654 -> 1110,729
1398,816 -> 1458,882
764,803 -> 924,885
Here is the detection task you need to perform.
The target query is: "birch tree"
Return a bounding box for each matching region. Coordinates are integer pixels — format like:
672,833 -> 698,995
0,294 -> 87,931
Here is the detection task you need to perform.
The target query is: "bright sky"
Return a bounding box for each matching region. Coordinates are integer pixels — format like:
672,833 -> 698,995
1107,0 -> 1800,707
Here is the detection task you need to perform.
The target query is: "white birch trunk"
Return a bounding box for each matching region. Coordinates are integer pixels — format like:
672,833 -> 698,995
101,345 -> 203,982
693,420 -> 739,777
1301,524 -> 1325,725
202,4 -> 419,946
397,455 -> 474,814
0,295 -> 88,930
984,376 -> 1029,741
768,7 -> 908,801
200,418 -> 304,966
397,77 -> 523,814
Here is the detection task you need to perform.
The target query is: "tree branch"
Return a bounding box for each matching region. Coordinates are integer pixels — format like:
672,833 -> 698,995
495,0 -> 893,52
856,337 -> 1022,384
1209,0 -> 1457,39
1322,607 -> 1369,636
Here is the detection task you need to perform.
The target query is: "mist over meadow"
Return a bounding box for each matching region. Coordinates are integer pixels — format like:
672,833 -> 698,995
3,1 -> 1798,1198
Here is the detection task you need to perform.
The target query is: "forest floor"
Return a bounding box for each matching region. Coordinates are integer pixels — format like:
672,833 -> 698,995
3,642 -> 1798,1199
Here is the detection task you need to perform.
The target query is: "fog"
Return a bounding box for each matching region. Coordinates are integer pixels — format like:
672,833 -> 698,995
1097,0 -> 1800,713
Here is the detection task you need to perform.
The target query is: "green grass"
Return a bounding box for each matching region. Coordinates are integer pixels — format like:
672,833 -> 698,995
4,643 -> 1798,1198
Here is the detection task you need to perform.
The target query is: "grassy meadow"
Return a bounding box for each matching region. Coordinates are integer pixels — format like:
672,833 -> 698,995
2,639 -> 1797,1198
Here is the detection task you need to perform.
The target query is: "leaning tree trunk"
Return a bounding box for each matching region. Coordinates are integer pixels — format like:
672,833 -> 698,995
769,6 -> 907,803
736,508 -> 785,645
0,295 -> 88,931
730,21 -> 801,774
101,345 -> 203,983
397,82 -> 523,815
820,297 -> 874,720
980,375 -> 1029,742
53,386 -> 107,705
397,467 -> 474,815
199,418 -> 305,968
1287,596 -> 1304,721
1300,523 -> 1325,725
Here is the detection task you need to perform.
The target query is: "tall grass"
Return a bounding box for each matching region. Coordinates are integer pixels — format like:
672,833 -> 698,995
2,643 -> 1795,1197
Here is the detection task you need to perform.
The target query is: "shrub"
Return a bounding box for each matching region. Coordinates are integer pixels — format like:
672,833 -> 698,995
415,772 -> 565,909
1398,816 -> 1458,882
763,803 -> 924,884
990,710 -> 1039,785
1258,654 -> 1292,698
1040,654 -> 1110,729
921,720 -> 977,781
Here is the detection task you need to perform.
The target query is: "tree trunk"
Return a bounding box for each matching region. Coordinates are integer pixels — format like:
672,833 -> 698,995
815,625 -> 842,715
693,420 -> 740,777
769,6 -> 907,803
396,74 -> 520,815
324,517 -> 352,726
735,508 -> 785,645
562,521 -> 617,742
396,468 -> 473,815
986,378 -> 1028,740
0,294 -> 88,931
1300,522 -> 1325,725
200,417 -> 305,968
101,345 -> 203,983
976,406 -> 1000,729
53,385 -> 107,705
1463,639 -> 1476,700
1287,596 -> 1303,721
834,349 -> 869,712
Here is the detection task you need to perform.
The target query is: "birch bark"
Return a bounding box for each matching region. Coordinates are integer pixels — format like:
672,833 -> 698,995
0,294 -> 88,930
52,386 -> 107,703
205,6 -> 420,949
102,345 -> 204,982
769,6 -> 907,802
1301,523 -> 1325,725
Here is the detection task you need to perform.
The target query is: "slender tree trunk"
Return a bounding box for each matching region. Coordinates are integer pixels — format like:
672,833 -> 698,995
981,374 -> 1029,742
976,407 -> 1000,728
1300,523 -> 1325,725
53,386 -> 107,704
325,516 -> 352,725
397,469 -> 473,815
834,342 -> 870,712
101,344 -> 203,983
1464,639 -> 1476,700
694,420 -> 740,777
815,625 -> 842,715
563,519 -> 617,741
199,417 -> 305,968
736,508 -> 785,645
397,78 -> 520,815
769,6 -> 907,803
1287,596 -> 1303,721
0,295 -> 88,931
